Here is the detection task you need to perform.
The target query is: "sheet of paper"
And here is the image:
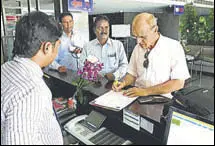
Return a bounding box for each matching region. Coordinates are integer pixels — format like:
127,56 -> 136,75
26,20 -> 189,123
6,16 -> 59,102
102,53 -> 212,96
90,90 -> 138,111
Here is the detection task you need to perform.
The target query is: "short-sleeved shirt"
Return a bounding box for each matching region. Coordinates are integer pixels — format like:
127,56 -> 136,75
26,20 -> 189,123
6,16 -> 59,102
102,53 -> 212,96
128,34 -> 190,98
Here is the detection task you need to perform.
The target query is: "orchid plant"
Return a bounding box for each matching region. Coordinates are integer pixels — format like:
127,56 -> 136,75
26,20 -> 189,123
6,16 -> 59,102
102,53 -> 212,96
72,56 -> 103,104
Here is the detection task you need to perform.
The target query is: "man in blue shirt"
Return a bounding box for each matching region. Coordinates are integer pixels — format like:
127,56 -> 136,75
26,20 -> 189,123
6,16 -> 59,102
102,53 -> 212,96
80,15 -> 128,81
49,12 -> 86,72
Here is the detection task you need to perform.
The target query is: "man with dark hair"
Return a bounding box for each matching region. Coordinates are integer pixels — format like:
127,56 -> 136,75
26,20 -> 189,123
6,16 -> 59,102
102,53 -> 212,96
49,12 -> 86,72
80,15 -> 128,81
1,11 -> 63,145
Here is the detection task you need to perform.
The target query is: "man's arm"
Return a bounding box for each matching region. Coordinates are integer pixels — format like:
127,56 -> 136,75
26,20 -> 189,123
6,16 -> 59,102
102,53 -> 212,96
123,79 -> 185,97
49,61 -> 67,72
3,92 -> 42,145
49,60 -> 62,70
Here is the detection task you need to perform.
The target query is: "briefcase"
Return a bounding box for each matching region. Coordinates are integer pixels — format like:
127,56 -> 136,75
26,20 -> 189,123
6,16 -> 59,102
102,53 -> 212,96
171,86 -> 214,122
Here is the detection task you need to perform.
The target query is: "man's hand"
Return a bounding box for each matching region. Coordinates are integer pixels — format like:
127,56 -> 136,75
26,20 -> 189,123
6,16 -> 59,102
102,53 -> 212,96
105,73 -> 115,81
123,87 -> 148,97
112,81 -> 125,92
72,48 -> 82,54
58,66 -> 67,73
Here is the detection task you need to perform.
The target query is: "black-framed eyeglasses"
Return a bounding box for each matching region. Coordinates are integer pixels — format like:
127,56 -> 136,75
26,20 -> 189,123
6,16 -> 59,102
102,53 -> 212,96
143,50 -> 151,68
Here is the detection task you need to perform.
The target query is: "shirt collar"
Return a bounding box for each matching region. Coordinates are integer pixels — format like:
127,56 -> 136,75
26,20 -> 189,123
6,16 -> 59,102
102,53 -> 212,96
153,33 -> 162,49
62,31 -> 76,38
14,56 -> 43,78
143,33 -> 163,52
95,38 -> 112,46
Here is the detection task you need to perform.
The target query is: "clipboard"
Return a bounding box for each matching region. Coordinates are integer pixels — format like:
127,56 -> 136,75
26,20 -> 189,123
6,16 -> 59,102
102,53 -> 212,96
90,90 -> 138,111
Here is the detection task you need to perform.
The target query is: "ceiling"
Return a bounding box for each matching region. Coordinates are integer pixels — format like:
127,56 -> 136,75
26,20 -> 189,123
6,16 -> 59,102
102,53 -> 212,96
91,0 -> 178,15
3,0 -> 187,15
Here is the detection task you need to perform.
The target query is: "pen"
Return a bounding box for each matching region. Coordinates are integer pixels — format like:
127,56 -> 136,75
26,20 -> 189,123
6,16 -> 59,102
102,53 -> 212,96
113,80 -> 119,86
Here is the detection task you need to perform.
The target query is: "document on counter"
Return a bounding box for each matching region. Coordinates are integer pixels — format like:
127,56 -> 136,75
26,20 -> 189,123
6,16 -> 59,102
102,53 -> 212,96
90,90 -> 138,111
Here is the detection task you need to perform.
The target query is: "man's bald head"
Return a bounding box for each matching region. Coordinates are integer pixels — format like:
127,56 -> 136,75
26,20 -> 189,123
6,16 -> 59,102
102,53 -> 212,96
131,13 -> 159,49
132,13 -> 157,28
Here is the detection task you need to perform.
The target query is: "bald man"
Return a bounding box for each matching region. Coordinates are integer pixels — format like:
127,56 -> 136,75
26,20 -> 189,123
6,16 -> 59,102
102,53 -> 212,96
112,13 -> 190,98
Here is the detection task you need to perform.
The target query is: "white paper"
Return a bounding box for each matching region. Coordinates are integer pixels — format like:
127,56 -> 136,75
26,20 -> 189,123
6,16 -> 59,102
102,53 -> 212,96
140,117 -> 154,134
123,109 -> 140,131
111,24 -> 131,38
90,90 -> 138,111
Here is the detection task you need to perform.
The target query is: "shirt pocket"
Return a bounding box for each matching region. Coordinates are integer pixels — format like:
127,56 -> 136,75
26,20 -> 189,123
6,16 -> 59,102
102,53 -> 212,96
108,56 -> 117,69
107,52 -> 117,66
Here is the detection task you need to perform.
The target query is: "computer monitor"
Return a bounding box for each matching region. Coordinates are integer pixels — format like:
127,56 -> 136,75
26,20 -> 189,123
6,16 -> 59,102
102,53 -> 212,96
163,106 -> 214,145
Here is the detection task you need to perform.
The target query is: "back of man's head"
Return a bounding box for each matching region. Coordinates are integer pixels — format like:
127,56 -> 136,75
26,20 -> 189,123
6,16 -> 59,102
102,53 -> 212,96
13,11 -> 62,58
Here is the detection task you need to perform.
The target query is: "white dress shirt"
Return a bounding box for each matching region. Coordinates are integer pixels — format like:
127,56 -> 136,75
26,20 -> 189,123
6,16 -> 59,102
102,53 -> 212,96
49,31 -> 86,71
80,38 -> 128,80
128,34 -> 190,98
1,57 -> 63,145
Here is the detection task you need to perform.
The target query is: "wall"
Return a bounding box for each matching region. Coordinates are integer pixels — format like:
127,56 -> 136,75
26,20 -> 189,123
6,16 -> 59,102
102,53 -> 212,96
88,13 -> 124,40
155,12 -> 180,41
124,11 -> 180,41
72,11 -> 89,42
88,11 -> 180,61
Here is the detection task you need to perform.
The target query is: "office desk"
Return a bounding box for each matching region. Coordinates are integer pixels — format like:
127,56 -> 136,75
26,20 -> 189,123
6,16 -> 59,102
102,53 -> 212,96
43,67 -> 110,97
43,67 -> 169,145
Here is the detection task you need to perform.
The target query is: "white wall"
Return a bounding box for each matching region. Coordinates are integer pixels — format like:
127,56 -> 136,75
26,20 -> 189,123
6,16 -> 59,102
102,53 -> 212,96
72,11 -> 89,42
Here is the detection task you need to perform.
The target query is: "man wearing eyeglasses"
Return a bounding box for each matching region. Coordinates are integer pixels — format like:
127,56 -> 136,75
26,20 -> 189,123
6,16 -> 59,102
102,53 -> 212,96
49,12 -> 86,72
113,13 -> 190,98
1,11 -> 63,145
79,15 -> 128,81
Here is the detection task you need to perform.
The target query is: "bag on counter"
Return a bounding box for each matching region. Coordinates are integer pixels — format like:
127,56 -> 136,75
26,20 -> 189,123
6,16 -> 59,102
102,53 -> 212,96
171,86 -> 214,122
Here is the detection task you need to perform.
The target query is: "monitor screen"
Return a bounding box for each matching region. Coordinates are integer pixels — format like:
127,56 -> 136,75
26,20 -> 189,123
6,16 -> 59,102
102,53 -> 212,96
166,108 -> 214,145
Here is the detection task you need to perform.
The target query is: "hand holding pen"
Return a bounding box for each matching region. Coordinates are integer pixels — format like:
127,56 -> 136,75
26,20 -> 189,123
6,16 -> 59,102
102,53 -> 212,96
112,80 -> 125,92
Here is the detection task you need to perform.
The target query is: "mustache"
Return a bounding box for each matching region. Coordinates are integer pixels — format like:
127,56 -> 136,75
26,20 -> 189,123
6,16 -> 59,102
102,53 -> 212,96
100,32 -> 108,35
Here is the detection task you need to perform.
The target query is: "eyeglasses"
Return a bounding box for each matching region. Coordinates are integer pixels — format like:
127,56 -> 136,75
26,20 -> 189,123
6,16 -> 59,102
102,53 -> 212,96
143,50 -> 151,68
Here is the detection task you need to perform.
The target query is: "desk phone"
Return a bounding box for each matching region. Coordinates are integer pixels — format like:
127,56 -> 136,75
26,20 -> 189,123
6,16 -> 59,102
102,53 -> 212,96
64,110 -> 132,145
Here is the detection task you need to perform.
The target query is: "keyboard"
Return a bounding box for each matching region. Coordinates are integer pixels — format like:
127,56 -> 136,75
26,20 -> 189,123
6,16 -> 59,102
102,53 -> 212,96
89,129 -> 127,145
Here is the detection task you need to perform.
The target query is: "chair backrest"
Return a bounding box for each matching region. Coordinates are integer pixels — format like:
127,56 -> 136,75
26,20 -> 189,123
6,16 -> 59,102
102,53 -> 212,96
185,45 -> 202,59
199,46 -> 214,63
201,46 -> 214,58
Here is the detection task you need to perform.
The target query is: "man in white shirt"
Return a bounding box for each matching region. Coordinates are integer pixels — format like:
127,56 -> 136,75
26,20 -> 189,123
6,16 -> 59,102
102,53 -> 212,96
80,15 -> 128,81
112,13 -> 190,98
49,12 -> 86,72
1,11 -> 63,145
